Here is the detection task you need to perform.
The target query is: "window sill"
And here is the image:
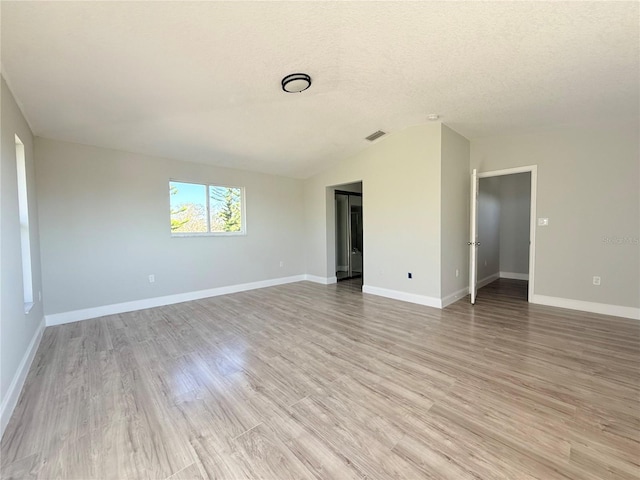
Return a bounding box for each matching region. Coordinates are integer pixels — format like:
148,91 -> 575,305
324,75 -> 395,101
24,302 -> 35,314
171,232 -> 247,237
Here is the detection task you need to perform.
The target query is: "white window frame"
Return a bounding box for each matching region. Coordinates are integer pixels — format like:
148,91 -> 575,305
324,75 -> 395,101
16,135 -> 34,313
169,180 -> 247,237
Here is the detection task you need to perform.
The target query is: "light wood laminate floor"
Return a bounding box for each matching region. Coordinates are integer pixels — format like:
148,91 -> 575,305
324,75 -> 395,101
1,279 -> 639,479
336,276 -> 363,292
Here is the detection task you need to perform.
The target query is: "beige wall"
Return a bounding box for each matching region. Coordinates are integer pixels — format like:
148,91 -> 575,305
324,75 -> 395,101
440,125 -> 470,300
35,138 -> 306,315
1,78 -> 44,410
304,124 -> 443,299
471,123 -> 639,309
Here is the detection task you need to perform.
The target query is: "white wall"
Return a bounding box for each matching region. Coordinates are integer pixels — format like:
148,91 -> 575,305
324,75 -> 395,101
440,125 -> 470,302
304,124 -> 443,301
1,76 -> 44,433
471,123 -> 639,310
477,177 -> 501,282
35,138 -> 305,317
499,173 -> 530,276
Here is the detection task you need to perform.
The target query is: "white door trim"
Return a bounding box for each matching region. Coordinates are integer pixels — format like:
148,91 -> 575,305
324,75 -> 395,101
477,165 -> 537,302
469,169 -> 479,304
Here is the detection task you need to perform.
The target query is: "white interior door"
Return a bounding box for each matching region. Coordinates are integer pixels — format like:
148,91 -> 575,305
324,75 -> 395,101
469,169 -> 479,304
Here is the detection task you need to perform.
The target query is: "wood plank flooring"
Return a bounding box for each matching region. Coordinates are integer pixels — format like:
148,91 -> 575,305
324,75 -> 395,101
1,279 -> 639,479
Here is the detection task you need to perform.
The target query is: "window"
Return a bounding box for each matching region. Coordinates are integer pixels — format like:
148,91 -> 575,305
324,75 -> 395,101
170,181 -> 245,235
16,135 -> 34,312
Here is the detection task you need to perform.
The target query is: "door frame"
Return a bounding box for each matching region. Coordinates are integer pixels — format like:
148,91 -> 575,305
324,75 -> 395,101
470,169 -> 479,304
335,191 -> 352,279
474,165 -> 537,302
333,187 -> 364,282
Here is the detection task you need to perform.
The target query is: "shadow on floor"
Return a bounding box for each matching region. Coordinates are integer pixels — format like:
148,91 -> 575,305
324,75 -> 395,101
478,278 -> 528,302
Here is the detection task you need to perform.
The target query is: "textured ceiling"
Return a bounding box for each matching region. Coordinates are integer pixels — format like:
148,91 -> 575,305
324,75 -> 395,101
2,1 -> 638,178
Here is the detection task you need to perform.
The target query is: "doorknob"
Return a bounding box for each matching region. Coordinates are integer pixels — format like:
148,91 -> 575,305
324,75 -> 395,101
468,242 -> 473,246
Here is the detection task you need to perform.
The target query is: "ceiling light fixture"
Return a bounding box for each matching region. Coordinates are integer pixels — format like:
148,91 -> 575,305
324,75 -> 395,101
281,73 -> 312,93
428,114 -> 440,121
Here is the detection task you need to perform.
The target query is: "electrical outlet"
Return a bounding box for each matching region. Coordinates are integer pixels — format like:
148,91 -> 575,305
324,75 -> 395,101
148,274 -> 155,283
593,276 -> 601,286
455,269 -> 459,277
408,272 -> 412,279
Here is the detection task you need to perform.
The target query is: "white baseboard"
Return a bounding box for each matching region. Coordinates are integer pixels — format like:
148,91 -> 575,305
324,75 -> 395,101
363,285 -> 441,308
305,275 -> 337,285
476,273 -> 500,290
441,287 -> 469,308
1,317 -> 45,439
45,275 -> 306,326
500,271 -> 529,281
531,294 -> 640,320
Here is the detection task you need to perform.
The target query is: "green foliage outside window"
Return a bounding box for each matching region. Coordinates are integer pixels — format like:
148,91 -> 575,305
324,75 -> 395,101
170,182 -> 244,234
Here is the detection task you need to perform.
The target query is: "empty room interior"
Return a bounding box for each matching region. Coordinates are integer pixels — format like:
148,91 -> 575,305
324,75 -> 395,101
1,2 -> 639,479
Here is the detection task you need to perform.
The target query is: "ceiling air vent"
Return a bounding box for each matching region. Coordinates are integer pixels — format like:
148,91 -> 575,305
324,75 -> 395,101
365,130 -> 386,142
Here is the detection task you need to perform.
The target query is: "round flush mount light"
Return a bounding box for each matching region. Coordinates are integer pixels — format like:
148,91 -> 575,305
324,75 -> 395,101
427,114 -> 440,121
282,73 -> 312,93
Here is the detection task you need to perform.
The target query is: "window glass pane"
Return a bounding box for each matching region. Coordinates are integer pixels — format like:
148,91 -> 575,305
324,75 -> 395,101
209,186 -> 242,232
170,181 -> 207,233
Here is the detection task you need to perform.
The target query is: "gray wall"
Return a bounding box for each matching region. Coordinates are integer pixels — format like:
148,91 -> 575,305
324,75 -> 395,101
336,182 -> 362,194
471,123 -> 639,308
477,173 -> 531,285
440,125 -> 470,299
477,177 -> 501,282
499,173 -> 530,275
1,77 -> 44,406
304,124 -> 443,299
35,138 -> 306,315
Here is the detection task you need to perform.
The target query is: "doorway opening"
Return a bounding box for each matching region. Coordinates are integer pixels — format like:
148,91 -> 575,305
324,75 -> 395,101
334,183 -> 363,290
470,166 -> 537,304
